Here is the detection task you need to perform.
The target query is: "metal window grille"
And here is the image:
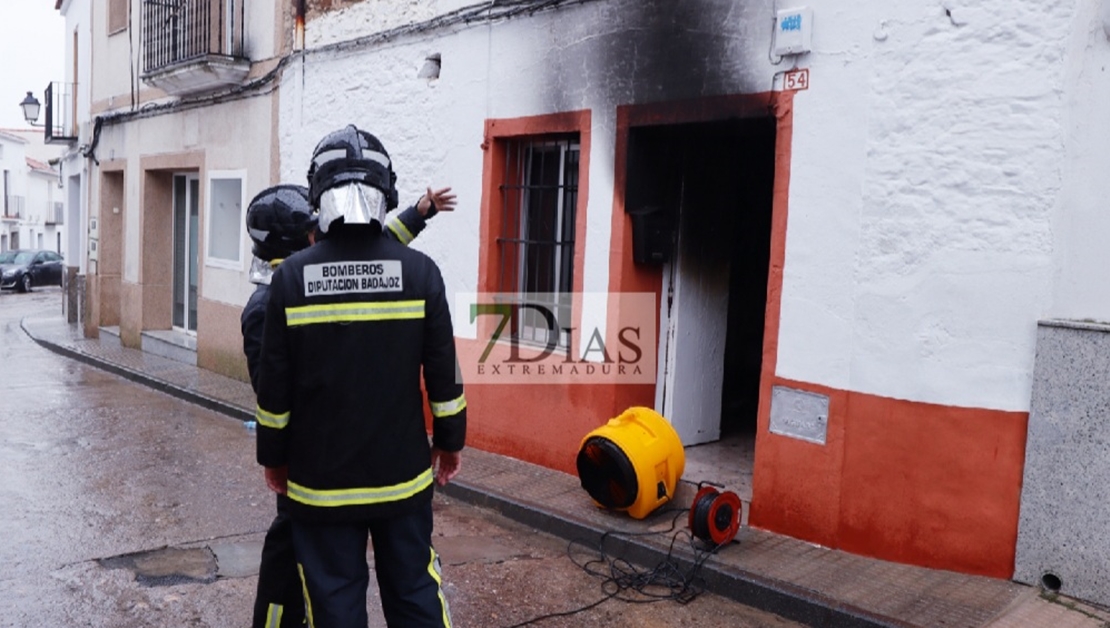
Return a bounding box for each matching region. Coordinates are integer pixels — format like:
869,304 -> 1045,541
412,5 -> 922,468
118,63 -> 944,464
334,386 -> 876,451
141,0 -> 244,75
497,135 -> 580,347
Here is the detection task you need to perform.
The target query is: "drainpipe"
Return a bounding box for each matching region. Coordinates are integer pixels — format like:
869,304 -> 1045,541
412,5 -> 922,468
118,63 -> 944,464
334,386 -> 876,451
294,0 -> 306,51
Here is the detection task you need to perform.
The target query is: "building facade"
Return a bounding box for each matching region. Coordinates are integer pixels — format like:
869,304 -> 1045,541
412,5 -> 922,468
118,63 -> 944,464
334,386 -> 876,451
80,0 -> 284,370
50,0 -> 93,320
0,131 -> 63,254
72,0 -> 1110,604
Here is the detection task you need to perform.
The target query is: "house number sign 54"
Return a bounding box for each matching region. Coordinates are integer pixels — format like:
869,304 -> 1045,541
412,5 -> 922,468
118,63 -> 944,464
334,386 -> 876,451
783,68 -> 810,91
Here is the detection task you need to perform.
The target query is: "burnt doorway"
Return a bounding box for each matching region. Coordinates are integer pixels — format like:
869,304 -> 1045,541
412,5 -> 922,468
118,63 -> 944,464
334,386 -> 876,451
627,117 -> 776,495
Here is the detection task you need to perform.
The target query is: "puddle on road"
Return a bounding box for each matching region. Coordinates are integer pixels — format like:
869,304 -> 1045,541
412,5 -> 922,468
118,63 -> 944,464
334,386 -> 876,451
97,540 -> 262,586
99,547 -> 216,587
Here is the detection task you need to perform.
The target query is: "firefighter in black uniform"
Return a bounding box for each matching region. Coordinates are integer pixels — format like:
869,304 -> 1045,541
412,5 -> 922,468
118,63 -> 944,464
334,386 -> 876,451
254,125 -> 465,628
242,182 -> 455,628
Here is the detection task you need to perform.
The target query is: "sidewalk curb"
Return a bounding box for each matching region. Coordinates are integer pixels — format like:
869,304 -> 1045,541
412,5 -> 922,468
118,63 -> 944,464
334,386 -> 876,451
23,320 -> 253,423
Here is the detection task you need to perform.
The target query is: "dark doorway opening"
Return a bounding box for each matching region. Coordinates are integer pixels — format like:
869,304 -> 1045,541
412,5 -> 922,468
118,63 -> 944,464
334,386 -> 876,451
626,116 -> 776,498
716,119 -> 776,437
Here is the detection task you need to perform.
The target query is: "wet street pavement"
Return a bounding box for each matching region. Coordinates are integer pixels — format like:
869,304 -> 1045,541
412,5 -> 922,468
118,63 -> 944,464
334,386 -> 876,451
0,289 -> 801,627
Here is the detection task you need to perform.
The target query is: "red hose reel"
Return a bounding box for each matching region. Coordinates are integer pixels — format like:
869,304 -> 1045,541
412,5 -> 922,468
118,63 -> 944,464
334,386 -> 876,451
688,485 -> 742,546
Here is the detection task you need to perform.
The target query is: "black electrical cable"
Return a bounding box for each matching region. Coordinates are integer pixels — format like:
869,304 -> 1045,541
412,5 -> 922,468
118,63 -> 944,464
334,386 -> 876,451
501,508 -> 732,627
93,0 -> 608,135
690,489 -> 717,542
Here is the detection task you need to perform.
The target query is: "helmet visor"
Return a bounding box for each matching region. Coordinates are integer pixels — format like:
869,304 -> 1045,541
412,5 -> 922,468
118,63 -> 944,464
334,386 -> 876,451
249,255 -> 275,285
317,182 -> 387,233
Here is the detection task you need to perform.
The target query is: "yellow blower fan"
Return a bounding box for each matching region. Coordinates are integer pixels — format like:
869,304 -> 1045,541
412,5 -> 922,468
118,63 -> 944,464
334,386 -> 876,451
575,407 -> 685,519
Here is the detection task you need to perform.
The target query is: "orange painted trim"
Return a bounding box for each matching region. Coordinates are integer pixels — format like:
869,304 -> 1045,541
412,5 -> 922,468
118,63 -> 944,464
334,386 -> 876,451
608,92 -> 785,298
467,108 -> 671,474
478,110 -> 591,292
606,92 -> 790,412
477,110 -> 591,345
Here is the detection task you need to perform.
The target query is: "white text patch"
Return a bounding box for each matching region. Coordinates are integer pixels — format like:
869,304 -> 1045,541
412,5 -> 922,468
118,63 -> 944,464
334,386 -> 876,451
303,260 -> 403,296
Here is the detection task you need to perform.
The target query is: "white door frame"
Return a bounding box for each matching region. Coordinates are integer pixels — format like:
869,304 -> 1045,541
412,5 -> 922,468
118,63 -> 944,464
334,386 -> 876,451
172,173 -> 200,335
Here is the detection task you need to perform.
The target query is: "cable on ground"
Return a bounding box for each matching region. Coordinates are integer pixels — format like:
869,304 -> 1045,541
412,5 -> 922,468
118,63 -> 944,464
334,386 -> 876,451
502,508 -> 735,627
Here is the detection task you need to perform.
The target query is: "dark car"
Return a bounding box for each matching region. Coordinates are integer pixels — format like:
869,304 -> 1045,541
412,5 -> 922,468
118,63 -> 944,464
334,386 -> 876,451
0,249 -> 65,293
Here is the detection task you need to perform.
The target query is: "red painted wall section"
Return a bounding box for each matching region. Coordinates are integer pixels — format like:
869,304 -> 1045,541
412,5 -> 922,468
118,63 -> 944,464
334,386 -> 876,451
836,393 -> 1028,578
750,378 -> 847,549
750,376 -> 1028,578
461,340 -> 655,475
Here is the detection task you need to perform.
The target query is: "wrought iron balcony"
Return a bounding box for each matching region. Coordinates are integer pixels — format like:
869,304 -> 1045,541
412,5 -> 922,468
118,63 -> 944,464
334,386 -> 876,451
44,82 -> 78,145
2,196 -> 26,221
141,0 -> 248,96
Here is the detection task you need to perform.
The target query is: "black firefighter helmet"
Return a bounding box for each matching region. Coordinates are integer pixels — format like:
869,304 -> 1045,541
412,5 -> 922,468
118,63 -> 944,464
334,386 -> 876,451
306,124 -> 399,212
245,184 -> 317,262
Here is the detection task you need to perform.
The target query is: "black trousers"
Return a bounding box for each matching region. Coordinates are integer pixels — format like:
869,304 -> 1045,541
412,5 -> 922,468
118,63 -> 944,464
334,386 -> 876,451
291,500 -> 451,628
253,495 -> 306,628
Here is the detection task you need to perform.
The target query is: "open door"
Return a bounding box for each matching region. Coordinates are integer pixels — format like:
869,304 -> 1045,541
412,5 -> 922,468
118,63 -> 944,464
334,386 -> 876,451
629,118 -> 776,452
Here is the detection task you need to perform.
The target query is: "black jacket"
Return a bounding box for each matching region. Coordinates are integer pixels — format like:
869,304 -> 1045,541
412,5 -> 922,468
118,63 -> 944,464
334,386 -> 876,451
241,205 -> 432,393
253,222 -> 465,523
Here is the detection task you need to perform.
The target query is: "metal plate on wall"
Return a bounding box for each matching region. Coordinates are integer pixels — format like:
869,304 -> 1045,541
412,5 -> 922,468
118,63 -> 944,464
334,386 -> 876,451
769,386 -> 829,445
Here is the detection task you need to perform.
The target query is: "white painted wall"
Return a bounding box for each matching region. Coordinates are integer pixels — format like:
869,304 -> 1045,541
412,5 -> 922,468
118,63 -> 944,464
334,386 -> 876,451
58,0 -> 91,271
0,135 -> 28,250
285,0 -> 777,344
244,0 -> 279,62
0,136 -> 60,253
776,0 -> 1090,413
95,1 -> 134,109
283,0 -> 1108,415
1050,2 -> 1110,322
27,170 -> 58,227
305,0 -> 440,48
0,135 -> 29,200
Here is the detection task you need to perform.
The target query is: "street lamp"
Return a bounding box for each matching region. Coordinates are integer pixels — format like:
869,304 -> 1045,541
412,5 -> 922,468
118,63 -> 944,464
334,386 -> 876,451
19,91 -> 42,127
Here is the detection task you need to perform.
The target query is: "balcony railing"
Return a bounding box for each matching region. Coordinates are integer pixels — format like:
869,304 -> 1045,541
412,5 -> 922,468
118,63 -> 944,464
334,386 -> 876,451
45,82 -> 78,145
142,0 -> 245,76
3,196 -> 26,220
140,0 -> 249,96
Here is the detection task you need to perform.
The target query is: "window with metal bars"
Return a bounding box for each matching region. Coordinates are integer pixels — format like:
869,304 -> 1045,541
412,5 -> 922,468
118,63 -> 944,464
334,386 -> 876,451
497,135 -> 580,348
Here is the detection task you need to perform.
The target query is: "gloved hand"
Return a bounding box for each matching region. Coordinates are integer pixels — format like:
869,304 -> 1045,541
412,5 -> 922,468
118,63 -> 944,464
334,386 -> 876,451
264,465 -> 288,495
431,448 -> 462,486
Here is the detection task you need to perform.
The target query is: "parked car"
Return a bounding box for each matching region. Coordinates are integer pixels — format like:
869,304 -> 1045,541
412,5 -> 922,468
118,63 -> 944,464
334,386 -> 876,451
0,249 -> 65,293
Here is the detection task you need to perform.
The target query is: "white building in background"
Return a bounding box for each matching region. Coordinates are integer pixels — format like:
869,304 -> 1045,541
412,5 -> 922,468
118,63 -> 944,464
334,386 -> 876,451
0,130 -> 62,254
25,156 -> 63,253
0,130 -> 29,252
2,128 -> 67,165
